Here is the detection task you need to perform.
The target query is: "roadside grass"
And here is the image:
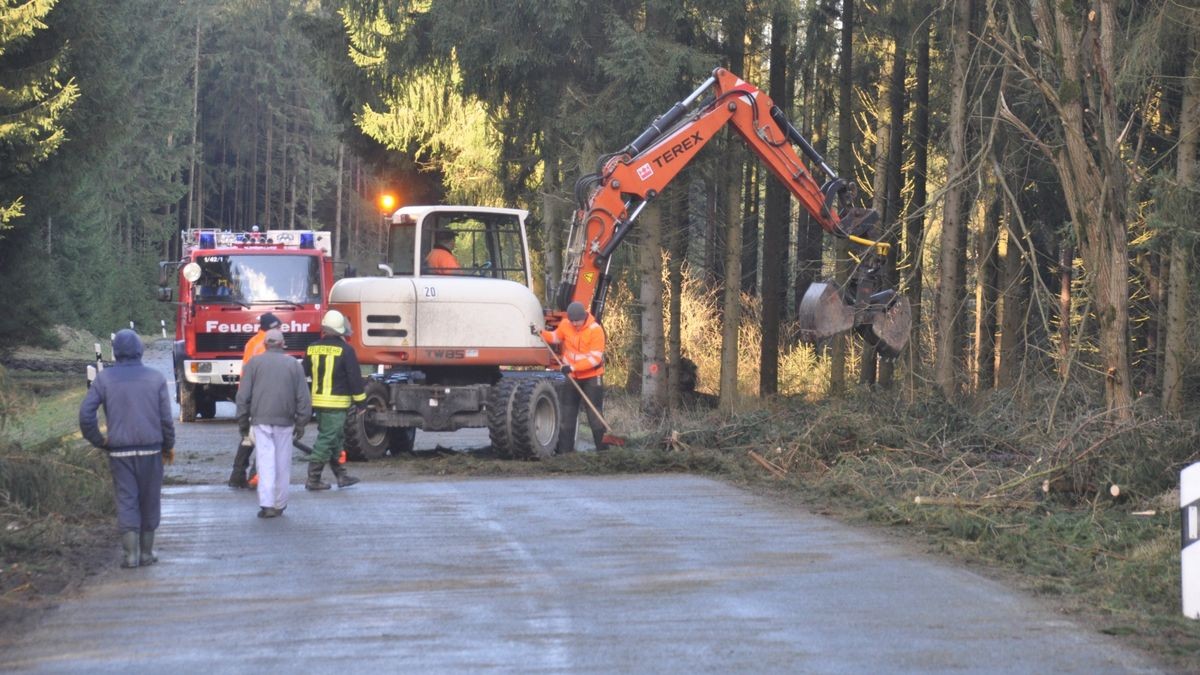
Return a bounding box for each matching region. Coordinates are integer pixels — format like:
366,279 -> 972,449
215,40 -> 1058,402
0,365 -> 113,627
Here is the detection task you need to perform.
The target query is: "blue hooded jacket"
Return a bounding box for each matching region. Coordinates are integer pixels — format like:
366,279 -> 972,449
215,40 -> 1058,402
79,330 -> 175,452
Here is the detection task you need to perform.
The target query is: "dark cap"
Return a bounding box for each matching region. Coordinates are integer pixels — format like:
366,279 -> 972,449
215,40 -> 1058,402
567,302 -> 587,322
259,312 -> 281,330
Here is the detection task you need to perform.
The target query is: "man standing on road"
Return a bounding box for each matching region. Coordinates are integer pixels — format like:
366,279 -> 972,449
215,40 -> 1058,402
541,301 -> 607,453
235,328 -> 311,518
79,329 -> 175,568
228,312 -> 282,489
302,309 -> 364,491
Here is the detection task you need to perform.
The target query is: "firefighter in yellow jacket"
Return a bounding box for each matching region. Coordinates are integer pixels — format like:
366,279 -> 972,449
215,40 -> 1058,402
302,310 -> 365,490
541,301 -> 607,453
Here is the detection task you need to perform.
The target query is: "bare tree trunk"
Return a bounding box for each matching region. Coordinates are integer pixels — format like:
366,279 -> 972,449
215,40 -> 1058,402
1164,35 -> 1198,414
334,143 -> 343,261
878,37 -> 907,388
542,135 -> 563,296
639,202 -> 667,414
831,0 -> 855,395
666,188 -> 687,411
975,190 -> 1000,390
760,10 -> 790,395
1058,242 -> 1073,381
935,0 -> 973,397
719,149 -> 744,413
905,17 -> 931,391
186,17 -> 200,232
264,112 -> 273,229
997,208 -> 1027,389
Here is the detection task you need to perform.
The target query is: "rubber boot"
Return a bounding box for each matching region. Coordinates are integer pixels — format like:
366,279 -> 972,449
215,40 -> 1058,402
228,444 -> 253,488
330,458 -> 360,488
139,530 -> 158,566
305,462 -> 331,491
120,531 -> 139,569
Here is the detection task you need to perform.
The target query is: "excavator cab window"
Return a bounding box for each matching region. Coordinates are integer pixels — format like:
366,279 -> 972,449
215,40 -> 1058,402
419,212 -> 526,284
387,221 -> 417,275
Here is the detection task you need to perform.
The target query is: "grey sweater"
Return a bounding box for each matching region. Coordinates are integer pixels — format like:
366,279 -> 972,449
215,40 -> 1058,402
235,346 -> 312,427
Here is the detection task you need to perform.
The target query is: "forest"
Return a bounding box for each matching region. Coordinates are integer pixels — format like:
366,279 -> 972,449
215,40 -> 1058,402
2,0 -> 1199,421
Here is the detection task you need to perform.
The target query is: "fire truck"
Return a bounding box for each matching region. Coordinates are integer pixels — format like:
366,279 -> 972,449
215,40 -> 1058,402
158,228 -> 335,422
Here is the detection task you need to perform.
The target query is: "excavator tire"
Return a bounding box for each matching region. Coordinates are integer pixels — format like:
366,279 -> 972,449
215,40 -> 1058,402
343,380 -> 393,461
178,378 -> 197,423
509,379 -> 560,460
486,377 -> 521,459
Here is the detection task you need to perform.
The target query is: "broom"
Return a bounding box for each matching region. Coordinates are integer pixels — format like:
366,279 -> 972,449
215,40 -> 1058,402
541,340 -> 626,448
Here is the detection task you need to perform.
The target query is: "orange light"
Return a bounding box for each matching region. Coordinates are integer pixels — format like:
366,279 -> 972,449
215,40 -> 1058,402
378,193 -> 397,213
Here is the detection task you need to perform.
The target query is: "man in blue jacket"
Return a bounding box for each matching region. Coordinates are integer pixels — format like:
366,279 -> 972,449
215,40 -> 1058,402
79,329 -> 175,569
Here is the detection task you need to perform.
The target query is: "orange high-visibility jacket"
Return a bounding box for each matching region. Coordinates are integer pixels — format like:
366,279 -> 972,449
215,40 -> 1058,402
541,313 -> 605,380
241,330 -> 268,365
425,246 -> 460,274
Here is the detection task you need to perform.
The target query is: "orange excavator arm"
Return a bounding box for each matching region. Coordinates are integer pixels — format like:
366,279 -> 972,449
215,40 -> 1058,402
552,66 -> 909,357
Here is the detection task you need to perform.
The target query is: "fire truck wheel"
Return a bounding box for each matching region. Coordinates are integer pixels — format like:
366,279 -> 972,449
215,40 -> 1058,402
485,377 -> 521,459
178,380 -> 197,423
509,379 -> 560,460
343,380 -> 391,461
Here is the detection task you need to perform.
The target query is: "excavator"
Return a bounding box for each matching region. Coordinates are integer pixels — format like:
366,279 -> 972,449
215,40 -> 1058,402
554,66 -> 910,355
329,67 -> 910,461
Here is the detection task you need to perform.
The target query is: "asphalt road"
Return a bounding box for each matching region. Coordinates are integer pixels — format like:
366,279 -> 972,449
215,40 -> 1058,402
0,341 -> 1166,673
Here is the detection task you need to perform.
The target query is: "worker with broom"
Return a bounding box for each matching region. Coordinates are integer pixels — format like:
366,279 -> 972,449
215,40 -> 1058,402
541,301 -> 608,453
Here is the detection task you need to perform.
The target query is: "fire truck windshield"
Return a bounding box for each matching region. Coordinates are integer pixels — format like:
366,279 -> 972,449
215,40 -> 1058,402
192,254 -> 321,305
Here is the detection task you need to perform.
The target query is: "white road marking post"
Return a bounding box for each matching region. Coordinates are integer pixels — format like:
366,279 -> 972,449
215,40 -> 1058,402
161,319 -> 166,338
1183,463 -> 1200,619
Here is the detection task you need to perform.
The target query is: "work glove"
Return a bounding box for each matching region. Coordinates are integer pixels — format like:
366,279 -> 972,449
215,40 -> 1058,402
237,415 -> 251,438
162,447 -> 175,465
293,425 -> 306,443
560,364 -> 572,375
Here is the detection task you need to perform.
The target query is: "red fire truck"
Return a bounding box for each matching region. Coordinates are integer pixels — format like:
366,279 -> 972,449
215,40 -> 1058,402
158,228 -> 335,422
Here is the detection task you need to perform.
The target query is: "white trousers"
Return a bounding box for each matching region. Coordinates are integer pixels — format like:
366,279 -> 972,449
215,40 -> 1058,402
253,424 -> 294,510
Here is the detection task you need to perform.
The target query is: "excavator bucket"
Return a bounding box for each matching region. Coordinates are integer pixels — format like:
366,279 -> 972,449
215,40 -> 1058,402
858,293 -> 911,358
798,282 -> 913,358
798,281 -> 854,342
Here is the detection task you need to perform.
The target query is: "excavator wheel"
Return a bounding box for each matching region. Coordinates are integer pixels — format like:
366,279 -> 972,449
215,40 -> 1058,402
859,294 -> 912,359
508,379 -> 560,460
486,377 -> 521,459
343,380 -> 394,461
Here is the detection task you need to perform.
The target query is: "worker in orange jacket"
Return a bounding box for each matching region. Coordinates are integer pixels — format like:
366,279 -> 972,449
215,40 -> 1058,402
425,229 -> 460,274
228,312 -> 281,488
541,301 -> 607,453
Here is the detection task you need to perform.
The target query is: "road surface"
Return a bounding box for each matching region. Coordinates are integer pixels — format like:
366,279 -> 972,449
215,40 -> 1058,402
0,341 -> 1165,672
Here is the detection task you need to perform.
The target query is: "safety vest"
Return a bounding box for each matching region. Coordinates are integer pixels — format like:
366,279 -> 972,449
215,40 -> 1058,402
303,336 -> 367,409
241,330 -> 267,365
542,314 -> 605,380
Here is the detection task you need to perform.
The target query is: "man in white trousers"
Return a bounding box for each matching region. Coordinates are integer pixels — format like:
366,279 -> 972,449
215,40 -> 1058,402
235,329 -> 312,518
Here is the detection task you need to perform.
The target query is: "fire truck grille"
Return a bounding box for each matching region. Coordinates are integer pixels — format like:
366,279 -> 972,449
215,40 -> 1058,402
195,332 -> 322,353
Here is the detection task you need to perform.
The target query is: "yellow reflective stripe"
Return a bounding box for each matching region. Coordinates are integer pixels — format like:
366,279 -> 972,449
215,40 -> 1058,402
312,393 -> 352,407
352,392 -> 366,402
321,353 -> 335,399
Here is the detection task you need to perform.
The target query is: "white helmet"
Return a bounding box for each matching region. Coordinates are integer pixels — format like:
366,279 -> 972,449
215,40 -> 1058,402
321,309 -> 352,336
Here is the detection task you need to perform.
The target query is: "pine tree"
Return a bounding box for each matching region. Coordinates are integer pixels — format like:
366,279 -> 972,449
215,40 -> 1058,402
0,0 -> 78,233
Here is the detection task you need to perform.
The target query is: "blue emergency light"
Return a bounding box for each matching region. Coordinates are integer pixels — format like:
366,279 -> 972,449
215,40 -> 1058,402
199,232 -> 216,248
300,232 -> 315,249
